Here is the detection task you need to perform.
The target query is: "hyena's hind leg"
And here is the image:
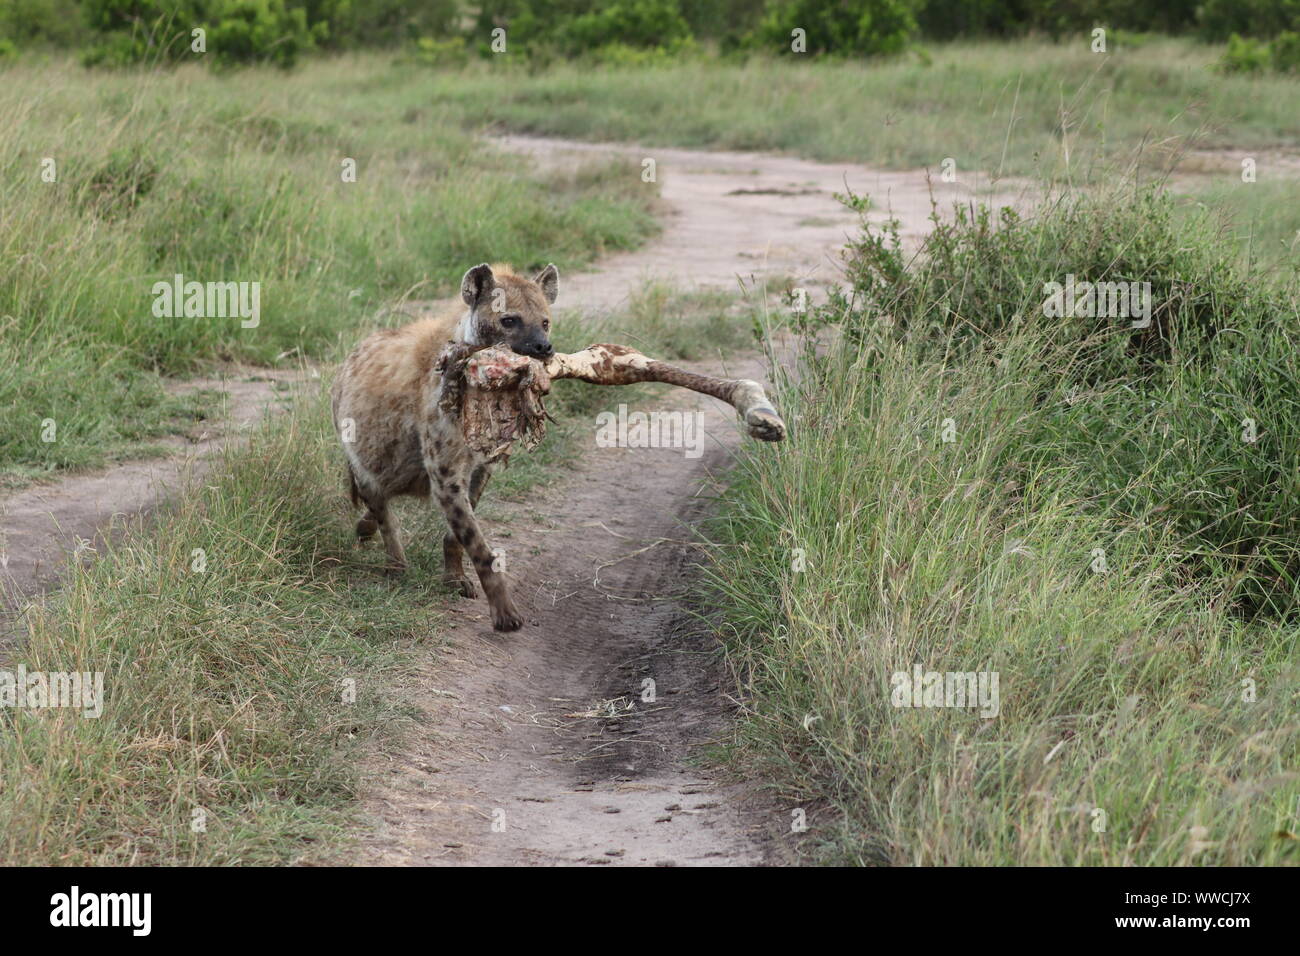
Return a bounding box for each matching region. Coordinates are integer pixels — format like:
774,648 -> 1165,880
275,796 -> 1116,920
348,466 -> 407,571
442,464 -> 492,598
360,494 -> 407,573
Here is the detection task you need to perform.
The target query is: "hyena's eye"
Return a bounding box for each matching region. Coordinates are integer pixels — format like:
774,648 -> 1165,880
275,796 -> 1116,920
500,315 -> 519,327
543,319 -> 550,331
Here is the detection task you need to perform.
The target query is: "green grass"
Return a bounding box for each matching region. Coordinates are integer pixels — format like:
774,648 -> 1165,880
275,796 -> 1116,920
704,188 -> 1300,866
0,385 -> 438,864
0,55 -> 659,483
1175,180 -> 1300,275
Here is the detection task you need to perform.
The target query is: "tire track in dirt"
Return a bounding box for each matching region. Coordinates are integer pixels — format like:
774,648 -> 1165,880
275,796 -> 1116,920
357,357 -> 784,865
352,137 -> 1033,866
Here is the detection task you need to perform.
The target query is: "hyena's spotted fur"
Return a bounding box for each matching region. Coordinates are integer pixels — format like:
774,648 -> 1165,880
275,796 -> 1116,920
331,262 -> 558,632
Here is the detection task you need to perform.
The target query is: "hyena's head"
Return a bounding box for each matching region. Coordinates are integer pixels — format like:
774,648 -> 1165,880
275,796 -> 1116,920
459,262 -> 558,359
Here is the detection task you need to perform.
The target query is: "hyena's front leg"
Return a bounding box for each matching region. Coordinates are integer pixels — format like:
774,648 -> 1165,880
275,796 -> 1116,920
424,440 -> 521,632
441,464 -> 492,599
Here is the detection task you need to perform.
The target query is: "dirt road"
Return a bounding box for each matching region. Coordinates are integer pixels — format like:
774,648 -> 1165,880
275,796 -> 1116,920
357,369 -> 784,865
497,133 -> 1027,311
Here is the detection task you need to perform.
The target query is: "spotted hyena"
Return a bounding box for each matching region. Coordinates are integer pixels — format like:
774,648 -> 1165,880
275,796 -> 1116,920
331,263 -> 557,632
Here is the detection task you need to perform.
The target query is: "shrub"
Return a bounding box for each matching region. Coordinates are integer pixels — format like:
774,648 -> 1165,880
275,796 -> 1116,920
472,0 -> 695,58
587,39 -> 695,65
817,186 -> 1300,617
305,0 -> 461,48
1198,0 -> 1300,41
0,0 -> 89,47
80,0 -> 318,68
407,34 -> 469,67
557,0 -> 693,52
756,0 -> 917,55
1218,33 -> 1271,74
1270,28 -> 1300,71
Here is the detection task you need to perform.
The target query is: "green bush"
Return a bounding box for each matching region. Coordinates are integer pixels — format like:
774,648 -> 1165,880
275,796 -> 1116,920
0,0 -> 89,47
1218,32 -> 1271,73
306,0 -> 461,48
816,187 -> 1300,617
558,0 -> 692,51
1215,30 -> 1300,74
1198,0 -> 1300,40
1271,28 -> 1300,70
819,189 -> 1250,372
587,39 -> 694,65
471,0 -> 695,58
80,0 -> 318,67
677,0 -> 766,46
756,0 -> 917,55
406,34 -> 469,67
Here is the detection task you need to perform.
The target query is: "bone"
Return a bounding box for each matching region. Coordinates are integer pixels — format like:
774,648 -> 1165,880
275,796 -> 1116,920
542,344 -> 786,443
438,342 -> 787,460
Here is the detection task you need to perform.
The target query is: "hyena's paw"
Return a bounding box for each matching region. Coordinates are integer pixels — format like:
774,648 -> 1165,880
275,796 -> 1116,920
355,516 -> 379,543
444,575 -> 476,599
744,405 -> 787,442
490,600 -> 524,632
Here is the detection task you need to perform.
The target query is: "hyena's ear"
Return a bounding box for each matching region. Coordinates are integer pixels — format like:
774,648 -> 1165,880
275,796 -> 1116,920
534,263 -> 559,304
461,263 -> 495,307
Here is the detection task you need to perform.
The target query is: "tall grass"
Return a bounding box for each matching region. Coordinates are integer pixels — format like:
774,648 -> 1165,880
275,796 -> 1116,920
834,188 -> 1300,614
0,383 -> 442,864
1174,180 -> 1300,275
705,189 -> 1300,865
0,55 -> 659,481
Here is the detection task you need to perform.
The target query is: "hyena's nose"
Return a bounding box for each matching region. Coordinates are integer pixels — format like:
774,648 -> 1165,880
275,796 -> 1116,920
532,342 -> 554,359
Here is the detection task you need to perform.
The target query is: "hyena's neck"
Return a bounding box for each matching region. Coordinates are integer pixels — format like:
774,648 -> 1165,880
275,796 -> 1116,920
454,310 -> 482,346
